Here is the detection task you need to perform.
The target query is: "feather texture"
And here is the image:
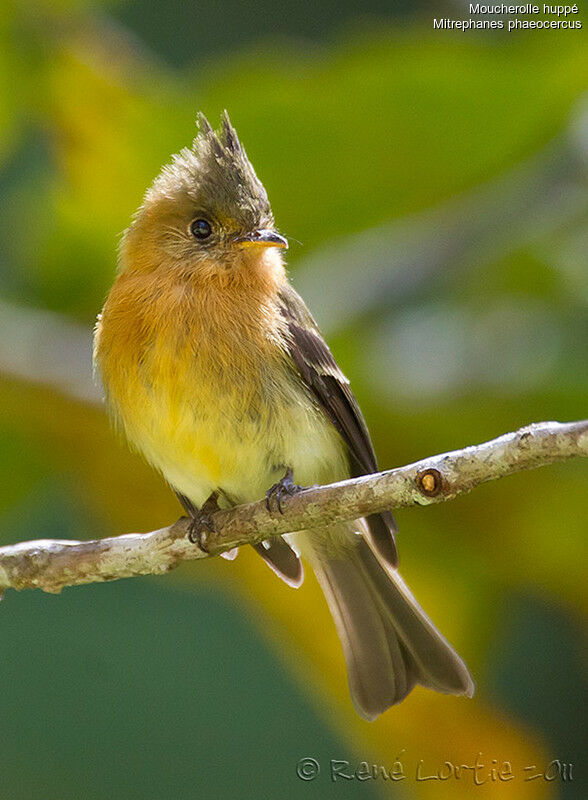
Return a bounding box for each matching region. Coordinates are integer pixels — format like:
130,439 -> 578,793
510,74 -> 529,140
278,283 -> 398,567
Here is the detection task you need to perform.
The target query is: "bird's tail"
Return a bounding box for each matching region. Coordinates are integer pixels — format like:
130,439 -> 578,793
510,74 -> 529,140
295,523 -> 474,720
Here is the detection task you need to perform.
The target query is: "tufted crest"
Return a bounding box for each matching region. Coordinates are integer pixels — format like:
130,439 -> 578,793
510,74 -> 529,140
146,111 -> 272,230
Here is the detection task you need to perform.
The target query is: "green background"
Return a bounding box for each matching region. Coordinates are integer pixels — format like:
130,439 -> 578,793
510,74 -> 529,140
0,1 -> 586,798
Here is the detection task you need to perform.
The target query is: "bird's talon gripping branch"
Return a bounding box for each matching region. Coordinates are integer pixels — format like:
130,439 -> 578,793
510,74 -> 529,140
265,467 -> 303,514
186,493 -> 220,549
187,515 -> 214,549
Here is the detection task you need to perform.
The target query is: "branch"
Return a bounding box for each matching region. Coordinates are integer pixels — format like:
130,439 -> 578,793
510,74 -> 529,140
0,420 -> 585,595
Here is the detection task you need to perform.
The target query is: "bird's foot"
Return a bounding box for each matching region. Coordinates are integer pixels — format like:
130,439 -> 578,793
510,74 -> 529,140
265,467 -> 303,515
187,493 -> 220,550
187,512 -> 215,550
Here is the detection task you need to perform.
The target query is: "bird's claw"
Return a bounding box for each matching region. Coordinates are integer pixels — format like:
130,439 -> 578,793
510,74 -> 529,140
187,511 -> 216,550
265,467 -> 302,514
187,493 -> 220,550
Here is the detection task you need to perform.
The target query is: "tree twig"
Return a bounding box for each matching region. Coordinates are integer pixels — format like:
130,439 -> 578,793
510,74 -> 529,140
0,420 -> 585,596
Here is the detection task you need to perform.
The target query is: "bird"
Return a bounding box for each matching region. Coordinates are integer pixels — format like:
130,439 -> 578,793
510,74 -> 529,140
93,111 -> 474,719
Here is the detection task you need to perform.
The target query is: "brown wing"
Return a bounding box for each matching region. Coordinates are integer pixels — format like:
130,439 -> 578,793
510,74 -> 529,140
278,283 -> 398,567
253,537 -> 304,587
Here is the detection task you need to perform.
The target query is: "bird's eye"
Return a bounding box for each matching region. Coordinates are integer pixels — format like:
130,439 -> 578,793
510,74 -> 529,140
190,218 -> 212,240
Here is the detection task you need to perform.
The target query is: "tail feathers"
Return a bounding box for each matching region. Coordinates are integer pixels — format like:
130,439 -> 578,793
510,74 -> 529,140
308,534 -> 474,720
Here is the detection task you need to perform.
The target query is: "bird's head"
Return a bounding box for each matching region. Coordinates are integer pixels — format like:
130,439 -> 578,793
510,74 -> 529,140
120,112 -> 287,282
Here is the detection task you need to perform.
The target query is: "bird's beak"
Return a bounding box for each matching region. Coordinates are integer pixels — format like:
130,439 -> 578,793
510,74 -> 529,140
234,229 -> 288,250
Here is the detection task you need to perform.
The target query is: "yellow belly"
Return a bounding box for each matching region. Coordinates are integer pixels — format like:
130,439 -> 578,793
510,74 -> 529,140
124,381 -> 346,507
95,298 -> 348,509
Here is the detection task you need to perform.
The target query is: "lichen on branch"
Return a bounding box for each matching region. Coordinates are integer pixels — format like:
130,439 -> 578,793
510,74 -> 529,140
0,420 -> 585,596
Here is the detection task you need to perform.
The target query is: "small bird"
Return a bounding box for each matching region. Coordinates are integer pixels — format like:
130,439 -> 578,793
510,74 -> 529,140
94,112 -> 474,719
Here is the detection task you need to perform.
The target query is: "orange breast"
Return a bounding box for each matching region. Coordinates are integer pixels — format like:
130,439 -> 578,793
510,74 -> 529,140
94,263 -> 345,504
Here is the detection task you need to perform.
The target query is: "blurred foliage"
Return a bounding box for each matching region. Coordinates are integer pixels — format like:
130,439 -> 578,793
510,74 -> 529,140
0,1 -> 586,798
